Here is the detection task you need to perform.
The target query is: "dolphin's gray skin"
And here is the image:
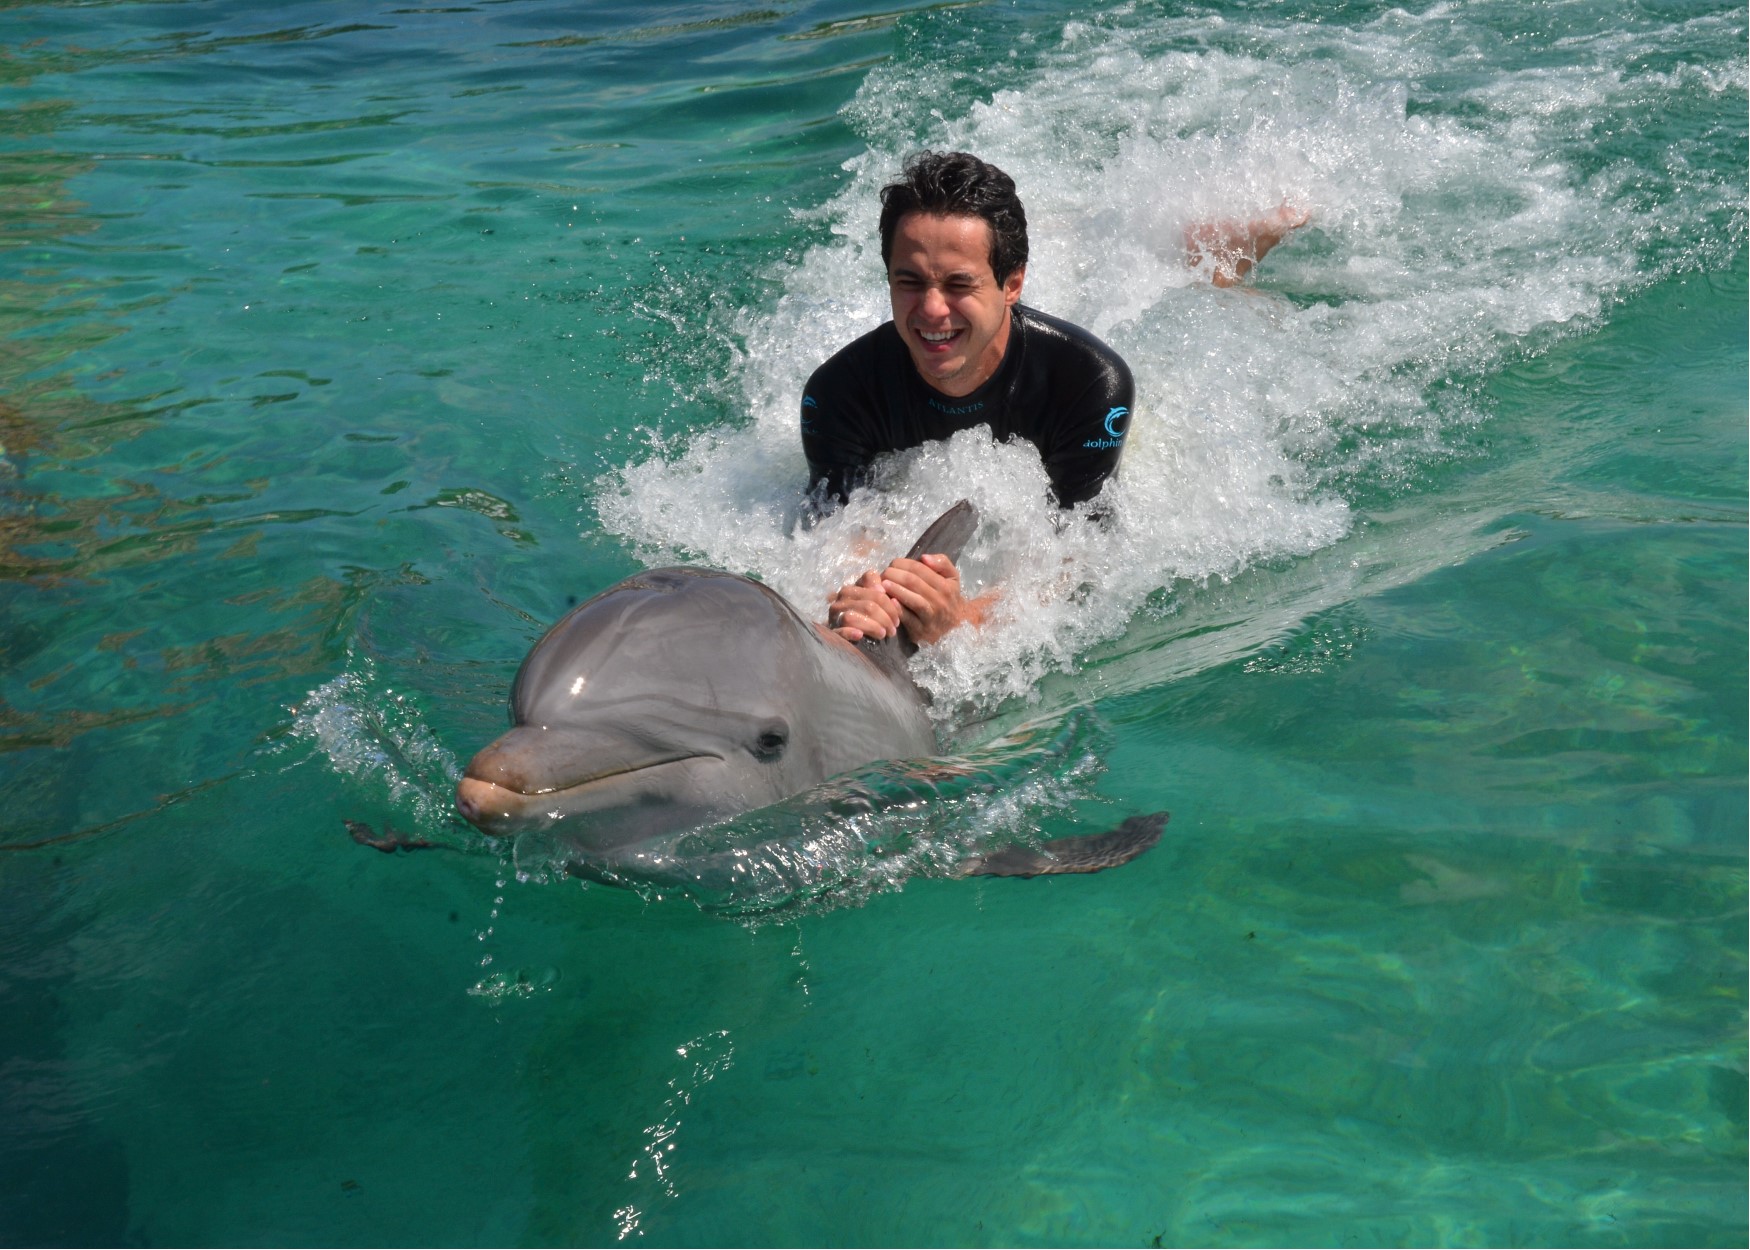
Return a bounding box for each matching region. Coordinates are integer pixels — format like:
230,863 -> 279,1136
451,501 -> 1163,897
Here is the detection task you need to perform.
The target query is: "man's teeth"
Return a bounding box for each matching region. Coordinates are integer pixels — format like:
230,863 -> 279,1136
920,330 -> 958,342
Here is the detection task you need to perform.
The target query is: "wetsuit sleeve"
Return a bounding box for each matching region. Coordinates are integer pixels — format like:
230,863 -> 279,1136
800,354 -> 880,507
1039,353 -> 1135,508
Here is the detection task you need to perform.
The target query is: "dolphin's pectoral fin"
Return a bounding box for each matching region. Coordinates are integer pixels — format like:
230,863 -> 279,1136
957,812 -> 1168,878
345,819 -> 443,854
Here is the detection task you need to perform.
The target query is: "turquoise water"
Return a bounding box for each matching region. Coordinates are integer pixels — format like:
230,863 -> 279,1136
1,0 -> 1744,1244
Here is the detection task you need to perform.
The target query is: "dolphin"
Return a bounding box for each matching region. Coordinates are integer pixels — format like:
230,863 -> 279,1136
452,501 -> 1163,902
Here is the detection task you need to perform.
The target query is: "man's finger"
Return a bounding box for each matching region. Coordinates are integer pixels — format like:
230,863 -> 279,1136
882,562 -> 953,595
830,579 -> 900,617
857,593 -> 902,627
842,606 -> 893,639
880,576 -> 937,615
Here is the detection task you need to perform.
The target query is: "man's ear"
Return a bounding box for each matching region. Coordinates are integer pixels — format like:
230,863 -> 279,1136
1003,265 -> 1025,305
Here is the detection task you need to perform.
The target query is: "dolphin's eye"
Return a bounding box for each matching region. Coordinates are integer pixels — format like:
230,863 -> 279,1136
752,721 -> 789,761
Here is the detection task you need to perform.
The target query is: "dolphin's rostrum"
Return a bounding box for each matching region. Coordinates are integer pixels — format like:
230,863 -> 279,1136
453,501 -> 1164,904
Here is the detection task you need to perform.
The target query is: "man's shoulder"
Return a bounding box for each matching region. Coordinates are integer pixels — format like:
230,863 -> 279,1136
1014,304 -> 1129,372
806,319 -> 902,390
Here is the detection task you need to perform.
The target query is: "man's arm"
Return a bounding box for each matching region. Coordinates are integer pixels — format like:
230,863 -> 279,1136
800,335 -> 892,511
1036,327 -> 1136,511
801,403 -> 866,510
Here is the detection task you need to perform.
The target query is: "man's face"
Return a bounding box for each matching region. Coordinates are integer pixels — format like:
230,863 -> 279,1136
887,212 -> 1025,398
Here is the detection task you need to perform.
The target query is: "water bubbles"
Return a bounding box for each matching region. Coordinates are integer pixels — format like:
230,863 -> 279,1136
613,1205 -> 641,1241
614,1028 -> 734,1215
466,966 -> 560,1001
788,932 -> 813,999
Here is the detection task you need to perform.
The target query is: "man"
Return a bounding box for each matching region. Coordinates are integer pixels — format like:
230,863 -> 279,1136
804,150 -> 1301,647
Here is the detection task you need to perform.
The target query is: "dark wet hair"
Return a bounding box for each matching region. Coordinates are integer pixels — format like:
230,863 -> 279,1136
878,151 -> 1029,284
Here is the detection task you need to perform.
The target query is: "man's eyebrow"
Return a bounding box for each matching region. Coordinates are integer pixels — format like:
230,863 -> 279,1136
888,264 -> 984,283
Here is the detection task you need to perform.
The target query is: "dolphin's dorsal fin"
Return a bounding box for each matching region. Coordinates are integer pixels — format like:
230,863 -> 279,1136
900,498 -> 977,565
856,499 -> 978,683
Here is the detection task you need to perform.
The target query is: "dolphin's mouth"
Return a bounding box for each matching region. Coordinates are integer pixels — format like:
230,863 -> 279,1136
501,752 -> 719,795
456,754 -> 721,835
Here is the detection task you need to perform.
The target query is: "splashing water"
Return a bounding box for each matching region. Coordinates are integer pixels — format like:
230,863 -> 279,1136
287,650 -> 465,830
597,7 -> 1745,720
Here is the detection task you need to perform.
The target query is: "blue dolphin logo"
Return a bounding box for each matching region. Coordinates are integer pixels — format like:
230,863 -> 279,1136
1103,406 -> 1129,439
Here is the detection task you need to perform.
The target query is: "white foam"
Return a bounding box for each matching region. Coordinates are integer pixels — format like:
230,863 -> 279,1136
596,5 -> 1744,720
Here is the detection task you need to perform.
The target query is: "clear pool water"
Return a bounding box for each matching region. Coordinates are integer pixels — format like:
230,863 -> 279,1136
1,0 -> 1744,1244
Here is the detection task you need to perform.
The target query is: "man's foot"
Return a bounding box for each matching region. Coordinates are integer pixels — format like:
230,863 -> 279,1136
1185,202 -> 1311,287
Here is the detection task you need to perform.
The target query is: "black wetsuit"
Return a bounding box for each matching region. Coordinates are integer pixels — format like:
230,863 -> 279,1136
801,304 -> 1134,509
